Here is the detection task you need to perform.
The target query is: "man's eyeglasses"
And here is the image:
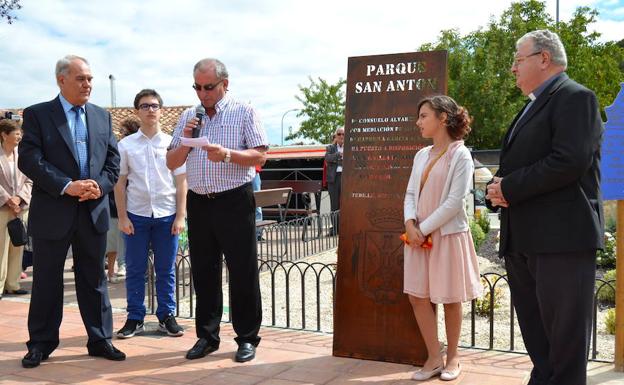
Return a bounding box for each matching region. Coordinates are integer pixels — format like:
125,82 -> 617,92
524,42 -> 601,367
336,133 -> 344,136
512,51 -> 542,67
138,103 -> 161,111
192,80 -> 224,92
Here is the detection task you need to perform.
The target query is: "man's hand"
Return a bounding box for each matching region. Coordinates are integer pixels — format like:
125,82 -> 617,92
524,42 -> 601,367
486,177 -> 509,208
182,117 -> 199,139
171,215 -> 186,235
203,143 -> 227,163
65,180 -> 101,201
118,216 -> 134,235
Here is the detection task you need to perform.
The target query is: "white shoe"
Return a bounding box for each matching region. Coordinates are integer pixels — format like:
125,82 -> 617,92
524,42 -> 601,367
412,365 -> 442,381
116,266 -> 126,277
440,363 -> 461,381
107,275 -> 120,284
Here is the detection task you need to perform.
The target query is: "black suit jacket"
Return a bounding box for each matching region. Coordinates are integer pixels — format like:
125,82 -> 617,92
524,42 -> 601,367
487,73 -> 604,256
325,143 -> 343,184
18,96 -> 120,240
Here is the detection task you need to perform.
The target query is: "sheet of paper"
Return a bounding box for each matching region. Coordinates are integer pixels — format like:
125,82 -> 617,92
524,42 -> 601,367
181,137 -> 211,148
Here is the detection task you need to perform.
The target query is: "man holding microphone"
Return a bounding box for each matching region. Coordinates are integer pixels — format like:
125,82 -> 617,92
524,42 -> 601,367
166,58 -> 268,362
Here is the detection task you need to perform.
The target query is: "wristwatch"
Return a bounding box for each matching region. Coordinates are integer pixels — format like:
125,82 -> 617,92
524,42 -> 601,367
223,148 -> 231,163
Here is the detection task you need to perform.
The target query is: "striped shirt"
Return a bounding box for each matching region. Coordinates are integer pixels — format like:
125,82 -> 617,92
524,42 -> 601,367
169,95 -> 268,194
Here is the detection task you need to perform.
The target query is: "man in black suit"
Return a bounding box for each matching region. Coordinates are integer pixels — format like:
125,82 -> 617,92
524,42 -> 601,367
18,55 -> 125,368
486,30 -> 603,385
324,127 -> 344,235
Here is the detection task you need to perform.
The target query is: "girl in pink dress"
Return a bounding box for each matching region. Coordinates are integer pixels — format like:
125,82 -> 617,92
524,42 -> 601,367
403,96 -> 482,381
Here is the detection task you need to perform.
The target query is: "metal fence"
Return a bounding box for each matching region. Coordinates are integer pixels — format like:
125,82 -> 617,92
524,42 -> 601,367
144,211 -> 616,363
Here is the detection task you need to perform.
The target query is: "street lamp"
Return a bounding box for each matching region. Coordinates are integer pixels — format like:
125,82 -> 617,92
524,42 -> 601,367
108,74 -> 116,107
281,108 -> 299,146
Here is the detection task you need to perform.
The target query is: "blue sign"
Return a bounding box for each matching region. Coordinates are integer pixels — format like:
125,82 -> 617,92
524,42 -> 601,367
601,83 -> 624,200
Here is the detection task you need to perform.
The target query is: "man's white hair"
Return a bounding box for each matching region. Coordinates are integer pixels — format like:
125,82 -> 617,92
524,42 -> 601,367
517,30 -> 567,69
55,55 -> 89,77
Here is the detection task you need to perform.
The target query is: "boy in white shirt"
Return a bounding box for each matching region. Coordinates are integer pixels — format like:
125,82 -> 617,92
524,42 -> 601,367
114,89 -> 187,338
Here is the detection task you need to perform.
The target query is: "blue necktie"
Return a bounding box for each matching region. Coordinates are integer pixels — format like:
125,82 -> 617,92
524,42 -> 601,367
71,106 -> 89,179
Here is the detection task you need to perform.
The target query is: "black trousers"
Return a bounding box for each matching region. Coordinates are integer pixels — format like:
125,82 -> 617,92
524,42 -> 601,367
187,184 -> 262,347
505,251 -> 596,385
27,203 -> 112,355
328,172 -> 341,233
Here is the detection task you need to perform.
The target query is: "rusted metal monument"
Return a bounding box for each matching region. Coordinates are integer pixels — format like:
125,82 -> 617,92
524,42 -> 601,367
334,50 -> 448,365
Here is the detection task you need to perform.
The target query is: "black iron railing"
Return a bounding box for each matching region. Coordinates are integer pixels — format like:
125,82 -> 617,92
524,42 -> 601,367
143,212 -> 616,363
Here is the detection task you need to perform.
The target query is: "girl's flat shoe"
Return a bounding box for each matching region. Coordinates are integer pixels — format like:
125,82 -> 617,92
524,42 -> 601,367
412,365 -> 442,381
440,363 -> 462,381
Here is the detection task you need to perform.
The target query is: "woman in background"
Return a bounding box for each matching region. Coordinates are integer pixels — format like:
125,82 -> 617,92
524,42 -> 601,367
105,117 -> 141,282
403,96 -> 481,381
0,119 -> 32,298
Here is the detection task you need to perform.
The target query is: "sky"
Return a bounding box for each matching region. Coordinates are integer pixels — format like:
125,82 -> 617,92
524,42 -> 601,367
1,0 -> 623,146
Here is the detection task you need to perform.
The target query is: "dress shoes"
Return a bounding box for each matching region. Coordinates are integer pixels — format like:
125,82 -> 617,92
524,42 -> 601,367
186,338 -> 219,360
235,342 -> 256,362
87,341 -> 126,361
22,349 -> 49,368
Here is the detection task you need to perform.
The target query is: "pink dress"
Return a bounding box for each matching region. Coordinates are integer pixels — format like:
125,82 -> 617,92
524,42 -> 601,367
404,141 -> 482,304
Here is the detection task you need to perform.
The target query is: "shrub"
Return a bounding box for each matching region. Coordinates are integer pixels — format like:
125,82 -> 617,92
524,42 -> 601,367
474,278 -> 503,317
474,209 -> 490,234
596,269 -> 617,304
178,229 -> 188,251
605,215 -> 616,234
605,308 -> 616,335
470,220 -> 486,251
596,232 -> 616,269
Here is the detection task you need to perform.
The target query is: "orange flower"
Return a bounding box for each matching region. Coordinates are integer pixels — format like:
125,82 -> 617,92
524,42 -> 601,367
400,233 -> 433,249
421,235 -> 433,249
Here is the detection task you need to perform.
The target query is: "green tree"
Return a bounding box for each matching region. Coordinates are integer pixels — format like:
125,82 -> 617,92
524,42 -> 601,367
0,0 -> 21,24
288,77 -> 346,144
420,0 -> 624,149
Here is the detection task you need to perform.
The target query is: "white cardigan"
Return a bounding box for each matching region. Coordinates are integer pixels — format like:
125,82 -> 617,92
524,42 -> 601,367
403,143 -> 474,236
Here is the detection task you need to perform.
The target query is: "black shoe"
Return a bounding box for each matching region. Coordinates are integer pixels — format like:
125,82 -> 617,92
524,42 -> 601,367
116,319 -> 144,339
186,338 -> 218,360
4,289 -> 28,295
22,349 -> 49,368
235,343 -> 256,362
87,341 -> 126,361
159,315 -> 184,337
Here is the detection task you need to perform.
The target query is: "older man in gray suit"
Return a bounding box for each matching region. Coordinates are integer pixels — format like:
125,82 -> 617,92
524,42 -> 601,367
19,55 -> 124,368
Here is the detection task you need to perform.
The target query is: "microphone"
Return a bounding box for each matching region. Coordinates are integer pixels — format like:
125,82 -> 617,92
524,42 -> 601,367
192,105 -> 205,138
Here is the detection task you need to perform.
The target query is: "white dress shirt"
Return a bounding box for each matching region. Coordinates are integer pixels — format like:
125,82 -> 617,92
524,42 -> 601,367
336,144 -> 344,173
119,130 -> 186,218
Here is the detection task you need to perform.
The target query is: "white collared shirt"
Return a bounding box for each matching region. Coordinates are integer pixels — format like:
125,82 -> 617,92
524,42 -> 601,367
119,129 -> 186,218
337,144 -> 344,173
169,96 -> 268,194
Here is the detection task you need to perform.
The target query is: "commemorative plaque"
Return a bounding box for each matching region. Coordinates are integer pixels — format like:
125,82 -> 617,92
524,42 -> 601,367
333,50 -> 448,365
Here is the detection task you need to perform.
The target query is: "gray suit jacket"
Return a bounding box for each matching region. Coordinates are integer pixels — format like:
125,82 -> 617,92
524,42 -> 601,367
486,73 -> 604,256
325,144 -> 343,184
18,96 -> 120,240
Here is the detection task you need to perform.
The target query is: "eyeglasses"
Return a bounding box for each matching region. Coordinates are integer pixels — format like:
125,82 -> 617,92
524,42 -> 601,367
192,80 -> 224,92
138,103 -> 161,111
511,51 -> 542,67
336,133 -> 344,136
